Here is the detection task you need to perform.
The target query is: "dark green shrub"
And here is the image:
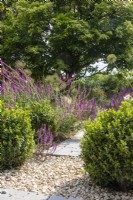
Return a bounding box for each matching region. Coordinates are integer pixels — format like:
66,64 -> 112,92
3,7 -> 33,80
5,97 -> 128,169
81,100 -> 133,189
0,101 -> 35,170
29,100 -> 58,134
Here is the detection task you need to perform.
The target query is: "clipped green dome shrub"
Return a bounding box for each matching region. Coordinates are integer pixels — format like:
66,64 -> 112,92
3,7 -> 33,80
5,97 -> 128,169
81,100 -> 133,189
0,101 -> 35,170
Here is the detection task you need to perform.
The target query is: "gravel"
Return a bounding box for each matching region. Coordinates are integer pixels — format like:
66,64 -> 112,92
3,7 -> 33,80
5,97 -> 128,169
0,156 -> 133,200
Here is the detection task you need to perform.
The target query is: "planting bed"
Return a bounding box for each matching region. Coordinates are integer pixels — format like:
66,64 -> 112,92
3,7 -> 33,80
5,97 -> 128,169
0,156 -> 133,200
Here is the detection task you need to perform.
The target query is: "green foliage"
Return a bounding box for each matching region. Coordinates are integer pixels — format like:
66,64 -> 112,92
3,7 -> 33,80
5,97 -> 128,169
0,101 -> 35,170
81,100 -> 133,189
74,72 -> 133,100
0,100 -> 4,110
57,112 -> 79,137
1,0 -> 133,79
91,1 -> 133,72
0,0 -> 53,79
91,87 -> 107,102
44,74 -> 66,92
49,12 -> 93,76
29,100 -> 58,134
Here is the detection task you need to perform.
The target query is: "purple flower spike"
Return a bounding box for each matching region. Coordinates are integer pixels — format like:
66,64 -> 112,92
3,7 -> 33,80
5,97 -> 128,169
37,125 -> 56,154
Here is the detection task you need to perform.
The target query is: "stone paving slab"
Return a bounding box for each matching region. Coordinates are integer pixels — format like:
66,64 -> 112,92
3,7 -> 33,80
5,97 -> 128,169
71,130 -> 84,140
51,130 -> 84,157
0,189 -> 81,200
52,141 -> 81,156
0,188 -> 49,200
49,196 -> 80,200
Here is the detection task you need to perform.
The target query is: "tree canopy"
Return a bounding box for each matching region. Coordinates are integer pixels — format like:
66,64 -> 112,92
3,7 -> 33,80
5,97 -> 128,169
0,0 -> 133,80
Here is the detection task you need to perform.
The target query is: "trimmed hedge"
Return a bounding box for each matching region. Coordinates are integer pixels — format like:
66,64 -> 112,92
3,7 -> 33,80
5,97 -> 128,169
81,100 -> 133,189
0,101 -> 35,169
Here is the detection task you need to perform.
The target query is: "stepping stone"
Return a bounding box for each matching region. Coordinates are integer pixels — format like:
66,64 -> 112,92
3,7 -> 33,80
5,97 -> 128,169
49,196 -> 80,200
0,188 -> 49,200
52,140 -> 81,156
48,130 -> 84,157
71,130 -> 84,140
0,189 -> 81,200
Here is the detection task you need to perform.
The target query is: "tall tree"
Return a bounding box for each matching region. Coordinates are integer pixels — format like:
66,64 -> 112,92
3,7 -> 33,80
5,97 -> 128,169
49,12 -> 93,78
1,0 -> 53,78
49,0 -> 133,78
0,0 -> 133,79
90,1 -> 133,72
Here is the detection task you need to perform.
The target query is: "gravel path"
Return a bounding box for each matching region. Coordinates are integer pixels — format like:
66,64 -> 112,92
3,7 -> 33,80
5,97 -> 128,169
0,156 -> 133,200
